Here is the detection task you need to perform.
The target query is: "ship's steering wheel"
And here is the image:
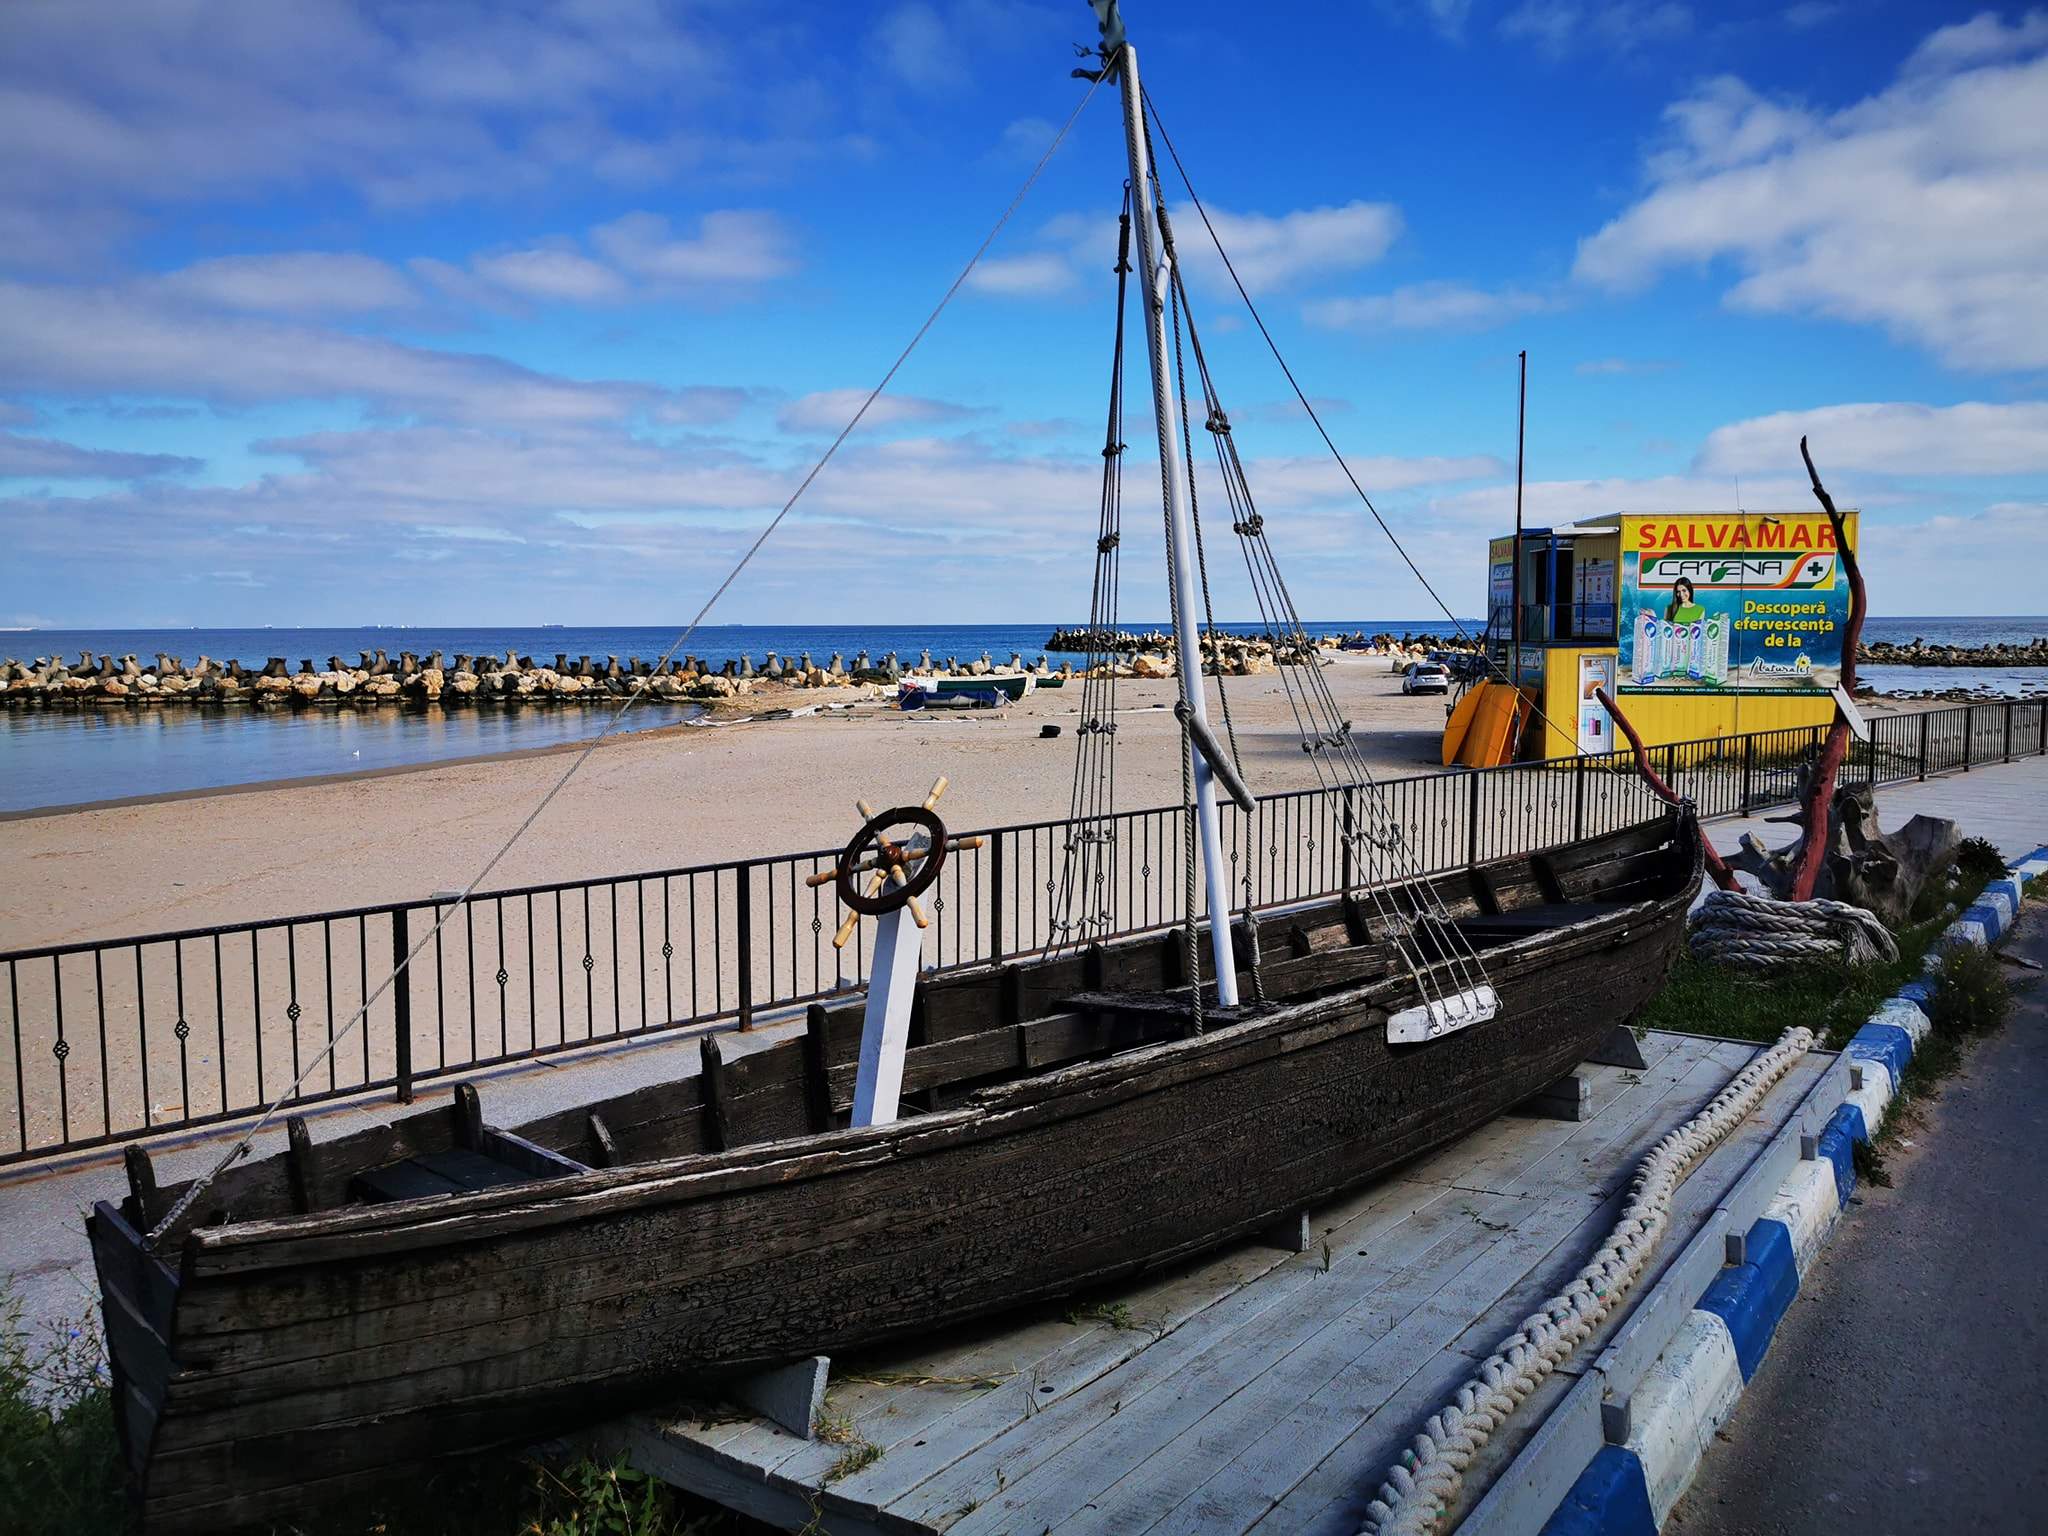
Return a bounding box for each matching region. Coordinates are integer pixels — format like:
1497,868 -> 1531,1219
807,777 -> 984,948
836,805 -> 949,916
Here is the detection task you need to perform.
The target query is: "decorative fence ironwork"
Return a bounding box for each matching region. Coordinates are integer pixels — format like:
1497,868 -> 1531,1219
4,697 -> 2042,1166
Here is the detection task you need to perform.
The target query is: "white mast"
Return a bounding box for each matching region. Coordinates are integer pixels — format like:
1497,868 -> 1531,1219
1106,24 -> 1241,1007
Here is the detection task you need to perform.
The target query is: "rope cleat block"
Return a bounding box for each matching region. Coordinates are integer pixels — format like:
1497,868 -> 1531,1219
1387,984 -> 1499,1044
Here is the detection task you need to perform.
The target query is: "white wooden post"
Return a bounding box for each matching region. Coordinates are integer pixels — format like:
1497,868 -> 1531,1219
851,904 -> 922,1127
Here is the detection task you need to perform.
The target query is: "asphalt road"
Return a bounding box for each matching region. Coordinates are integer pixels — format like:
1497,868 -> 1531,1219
1672,904 -> 2048,1535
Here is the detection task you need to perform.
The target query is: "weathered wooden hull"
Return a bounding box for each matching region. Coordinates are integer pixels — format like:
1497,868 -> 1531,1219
93,814 -> 1698,1532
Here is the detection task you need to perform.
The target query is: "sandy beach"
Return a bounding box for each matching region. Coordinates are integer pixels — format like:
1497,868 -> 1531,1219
0,653 -> 1938,953
0,653 -> 1470,951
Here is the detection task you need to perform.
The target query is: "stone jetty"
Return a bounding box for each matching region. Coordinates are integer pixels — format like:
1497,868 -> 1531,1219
0,647 -> 1053,713
1047,626 -> 1477,659
1856,636 -> 2048,668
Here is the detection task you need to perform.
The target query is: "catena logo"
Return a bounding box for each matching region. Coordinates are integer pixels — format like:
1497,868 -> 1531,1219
1638,552 -> 1836,591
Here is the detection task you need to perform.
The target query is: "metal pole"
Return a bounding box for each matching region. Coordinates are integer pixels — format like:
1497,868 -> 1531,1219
1114,43 -> 1238,1006
1512,350 -> 1526,693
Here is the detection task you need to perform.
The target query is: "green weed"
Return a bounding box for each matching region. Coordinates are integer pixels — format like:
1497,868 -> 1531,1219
0,1288 -> 124,1536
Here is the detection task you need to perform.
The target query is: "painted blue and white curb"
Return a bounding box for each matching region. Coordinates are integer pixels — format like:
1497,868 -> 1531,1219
1534,845 -> 2046,1536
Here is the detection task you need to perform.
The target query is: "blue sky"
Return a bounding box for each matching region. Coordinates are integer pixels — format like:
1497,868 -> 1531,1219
1,0 -> 2043,629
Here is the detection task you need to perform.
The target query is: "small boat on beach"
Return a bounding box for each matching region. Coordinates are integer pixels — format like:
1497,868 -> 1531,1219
901,669 -> 1039,703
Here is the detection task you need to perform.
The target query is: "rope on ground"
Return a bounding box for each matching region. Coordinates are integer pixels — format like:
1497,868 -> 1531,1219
1687,888 -> 1898,971
1356,1023 -> 1817,1536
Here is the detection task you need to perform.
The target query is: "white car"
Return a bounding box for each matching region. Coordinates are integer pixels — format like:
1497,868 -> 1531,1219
1401,660 -> 1450,695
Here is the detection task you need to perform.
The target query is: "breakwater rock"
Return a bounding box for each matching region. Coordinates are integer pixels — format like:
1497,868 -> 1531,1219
1047,627 -> 1478,658
1857,637 -> 2048,667
0,647 -> 1064,712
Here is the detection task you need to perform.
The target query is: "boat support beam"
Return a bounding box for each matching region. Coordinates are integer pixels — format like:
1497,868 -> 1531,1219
852,904 -> 923,1127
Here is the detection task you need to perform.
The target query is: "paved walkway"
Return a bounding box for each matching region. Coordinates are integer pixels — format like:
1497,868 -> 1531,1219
1706,755 -> 2048,863
1672,903 -> 2048,1534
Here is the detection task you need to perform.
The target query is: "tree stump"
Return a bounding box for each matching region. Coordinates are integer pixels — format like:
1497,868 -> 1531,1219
1727,774 -> 1958,928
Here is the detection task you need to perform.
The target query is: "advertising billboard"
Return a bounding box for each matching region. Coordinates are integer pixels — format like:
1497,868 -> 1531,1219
1617,513 -> 1856,694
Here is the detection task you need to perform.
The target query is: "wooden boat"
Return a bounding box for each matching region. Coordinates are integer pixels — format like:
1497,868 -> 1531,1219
93,809 -> 1699,1533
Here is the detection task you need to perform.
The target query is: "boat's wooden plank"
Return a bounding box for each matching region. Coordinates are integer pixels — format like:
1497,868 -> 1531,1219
158,1034 -> 1436,1409
923,1179 -> 1552,1535
761,1213 -> 1367,1499
1261,1047 -> 1814,1536
1130,1065 -> 1761,1536
350,1160 -> 463,1204
913,1040 -> 1712,1531
1446,1034 -> 1711,1199
1011,1184 -> 1609,1536
410,1148 -> 537,1193
87,1204 -> 179,1336
480,1126 -> 592,1179
853,1175 -> 1460,1521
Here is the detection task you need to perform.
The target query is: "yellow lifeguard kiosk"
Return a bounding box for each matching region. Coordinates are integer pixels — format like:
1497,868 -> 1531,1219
1443,509 -> 1857,764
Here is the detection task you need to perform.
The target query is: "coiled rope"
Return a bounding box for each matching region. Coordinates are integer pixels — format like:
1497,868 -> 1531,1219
1357,1023 -> 1816,1536
1688,889 -> 1898,971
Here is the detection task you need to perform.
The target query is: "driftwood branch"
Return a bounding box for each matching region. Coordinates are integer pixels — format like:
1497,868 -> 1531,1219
1789,436 -> 1868,900
1594,685 -> 1737,891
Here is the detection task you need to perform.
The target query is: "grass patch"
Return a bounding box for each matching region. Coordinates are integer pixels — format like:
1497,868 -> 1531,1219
1926,939 -> 2014,1038
0,1283 -> 771,1536
1065,1299 -> 1134,1331
0,1291 -> 123,1536
1642,851 -> 2005,1053
824,1440 -> 883,1484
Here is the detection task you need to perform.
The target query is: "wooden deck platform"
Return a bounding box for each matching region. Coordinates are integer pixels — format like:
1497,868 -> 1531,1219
611,1029 -> 1830,1535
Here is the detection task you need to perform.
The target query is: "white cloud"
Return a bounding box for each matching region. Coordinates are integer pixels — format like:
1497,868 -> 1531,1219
1574,15 -> 2048,370
1499,1 -> 1693,58
1576,357 -> 1676,376
1424,0 -> 1477,41
1424,473 -> 1811,533
1697,402 -> 2048,477
158,252 -> 419,314
469,247 -> 627,305
0,432 -> 198,481
0,1 -> 749,259
873,4 -> 959,88
1177,202 -> 1404,296
592,210 -> 797,288
966,252 -> 1078,299
1306,281 -> 1556,334
0,279 -> 662,427
1781,2 -> 1839,29
776,390 -> 981,435
981,200 -> 1403,304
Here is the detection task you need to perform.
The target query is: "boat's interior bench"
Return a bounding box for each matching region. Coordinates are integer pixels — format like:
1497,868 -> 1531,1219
1456,900 -> 1626,944
346,1083 -> 592,1204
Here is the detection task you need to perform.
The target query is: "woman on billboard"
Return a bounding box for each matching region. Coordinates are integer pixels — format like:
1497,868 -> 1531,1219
1663,577 -> 1706,624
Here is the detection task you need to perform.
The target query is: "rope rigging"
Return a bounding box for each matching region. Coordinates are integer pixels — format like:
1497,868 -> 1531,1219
1050,183 -> 1135,956
1140,88 -> 1596,767
1137,154 -> 1495,1020
143,73 -> 1113,1250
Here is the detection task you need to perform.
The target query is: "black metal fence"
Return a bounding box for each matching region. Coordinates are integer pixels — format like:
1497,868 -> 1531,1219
4,697 -> 2042,1166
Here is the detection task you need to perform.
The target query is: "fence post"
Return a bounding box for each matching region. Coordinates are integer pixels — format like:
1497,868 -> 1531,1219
1572,754 -> 1587,842
1340,786 -> 1357,893
390,907 -> 415,1103
1466,770 -> 1481,866
735,861 -> 756,1030
1962,706 -> 1973,773
1918,710 -> 1930,782
2004,699 -> 2014,764
989,831 -> 1006,963
2041,698 -> 2047,757
1740,733 -> 1755,814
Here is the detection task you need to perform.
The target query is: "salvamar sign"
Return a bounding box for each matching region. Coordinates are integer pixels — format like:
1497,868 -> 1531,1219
1617,512 -> 1857,694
